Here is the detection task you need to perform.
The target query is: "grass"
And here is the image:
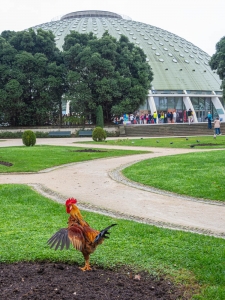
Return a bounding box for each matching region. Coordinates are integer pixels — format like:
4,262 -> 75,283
0,185 -> 225,299
77,135 -> 225,149
0,145 -> 148,173
123,150 -> 225,201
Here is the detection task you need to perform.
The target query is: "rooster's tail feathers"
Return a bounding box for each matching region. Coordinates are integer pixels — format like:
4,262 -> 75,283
94,224 -> 117,243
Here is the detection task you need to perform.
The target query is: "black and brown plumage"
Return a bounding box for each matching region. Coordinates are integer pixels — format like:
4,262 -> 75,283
48,198 -> 117,271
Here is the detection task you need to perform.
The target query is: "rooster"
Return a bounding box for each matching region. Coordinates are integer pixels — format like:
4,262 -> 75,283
48,198 -> 117,271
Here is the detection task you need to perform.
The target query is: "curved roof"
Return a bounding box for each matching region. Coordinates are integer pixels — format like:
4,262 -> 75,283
61,10 -> 122,20
31,10 -> 222,92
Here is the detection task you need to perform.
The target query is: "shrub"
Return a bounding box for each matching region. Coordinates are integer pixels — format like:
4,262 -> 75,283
35,131 -> 49,138
0,131 -> 49,139
22,130 -> 36,146
92,127 -> 107,141
105,130 -> 120,137
0,131 -> 23,139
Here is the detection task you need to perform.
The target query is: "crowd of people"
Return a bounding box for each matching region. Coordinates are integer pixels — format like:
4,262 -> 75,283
115,111 -> 178,125
114,110 -> 223,136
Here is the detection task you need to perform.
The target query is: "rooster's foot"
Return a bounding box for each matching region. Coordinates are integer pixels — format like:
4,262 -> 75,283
79,264 -> 92,271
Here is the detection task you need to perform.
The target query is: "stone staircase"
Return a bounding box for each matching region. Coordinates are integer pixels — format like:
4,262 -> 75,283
120,123 -> 225,137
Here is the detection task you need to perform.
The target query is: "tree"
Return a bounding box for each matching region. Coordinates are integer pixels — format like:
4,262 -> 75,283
0,29 -> 153,126
209,36 -> 225,97
63,32 -> 153,122
0,30 -> 66,126
96,105 -> 104,128
3,28 -> 62,64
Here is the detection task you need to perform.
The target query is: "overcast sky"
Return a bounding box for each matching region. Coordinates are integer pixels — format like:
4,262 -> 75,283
0,0 -> 224,56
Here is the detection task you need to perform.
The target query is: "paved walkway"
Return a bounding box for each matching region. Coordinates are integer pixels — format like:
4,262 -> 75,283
0,138 -> 225,238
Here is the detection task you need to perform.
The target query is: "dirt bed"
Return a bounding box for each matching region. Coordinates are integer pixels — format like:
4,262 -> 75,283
0,161 -> 13,166
0,262 -> 191,300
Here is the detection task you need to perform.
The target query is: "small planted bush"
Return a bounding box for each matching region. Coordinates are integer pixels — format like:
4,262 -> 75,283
92,127 -> 107,142
22,130 -> 36,146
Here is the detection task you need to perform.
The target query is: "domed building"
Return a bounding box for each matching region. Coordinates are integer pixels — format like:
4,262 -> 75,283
31,10 -> 225,122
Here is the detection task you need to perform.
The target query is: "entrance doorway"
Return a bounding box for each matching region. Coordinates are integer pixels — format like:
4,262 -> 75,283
195,110 -> 206,122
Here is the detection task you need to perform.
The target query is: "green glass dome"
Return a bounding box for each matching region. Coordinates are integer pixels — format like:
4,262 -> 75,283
31,10 -> 221,92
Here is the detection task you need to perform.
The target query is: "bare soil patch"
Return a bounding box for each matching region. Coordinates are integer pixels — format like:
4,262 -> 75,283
190,143 -> 222,147
0,161 -> 13,166
72,149 -> 107,153
0,262 -> 192,299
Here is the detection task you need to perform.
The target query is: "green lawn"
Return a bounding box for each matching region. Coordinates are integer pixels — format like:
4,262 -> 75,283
0,142 -> 224,298
0,145 -> 148,173
123,150 -> 225,201
0,185 -> 224,299
77,135 -> 225,149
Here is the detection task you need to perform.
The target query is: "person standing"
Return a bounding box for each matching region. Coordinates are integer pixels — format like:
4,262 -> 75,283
145,113 -> 149,124
119,115 -> 124,124
205,111 -> 212,129
149,113 -> 153,124
136,114 -> 140,124
214,117 -> 221,135
173,111 -> 176,123
130,114 -> 134,124
153,111 -> 157,123
187,109 -> 193,125
160,112 -> 164,123
170,111 -> 173,123
167,111 -> 171,123
164,112 -> 167,123
158,112 -> 161,122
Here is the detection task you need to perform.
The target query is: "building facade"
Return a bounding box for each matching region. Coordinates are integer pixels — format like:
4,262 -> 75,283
31,10 -> 225,122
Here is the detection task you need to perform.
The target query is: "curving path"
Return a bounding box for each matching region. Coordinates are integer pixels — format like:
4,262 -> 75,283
0,138 -> 225,238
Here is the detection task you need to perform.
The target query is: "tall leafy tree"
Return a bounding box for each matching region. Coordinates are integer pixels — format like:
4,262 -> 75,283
96,105 -> 104,128
63,31 -> 153,122
0,30 -> 66,126
209,36 -> 225,98
3,28 -> 62,63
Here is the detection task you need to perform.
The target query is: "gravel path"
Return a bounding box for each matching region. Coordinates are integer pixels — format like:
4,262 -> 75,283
0,138 -> 225,238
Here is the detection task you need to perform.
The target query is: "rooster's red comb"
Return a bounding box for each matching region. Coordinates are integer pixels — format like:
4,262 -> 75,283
65,198 -> 77,206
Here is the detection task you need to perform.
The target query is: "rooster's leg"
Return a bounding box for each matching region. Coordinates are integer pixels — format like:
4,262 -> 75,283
80,254 -> 91,271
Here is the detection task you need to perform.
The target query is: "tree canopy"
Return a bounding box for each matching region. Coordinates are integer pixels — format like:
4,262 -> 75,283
63,31 -> 153,122
209,36 -> 225,97
0,29 -> 153,126
0,29 -> 66,126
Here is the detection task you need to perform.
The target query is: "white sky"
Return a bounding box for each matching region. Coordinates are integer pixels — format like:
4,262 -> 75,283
0,0 -> 224,56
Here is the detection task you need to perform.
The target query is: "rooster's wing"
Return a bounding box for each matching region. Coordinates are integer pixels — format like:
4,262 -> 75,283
47,224 -> 86,252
